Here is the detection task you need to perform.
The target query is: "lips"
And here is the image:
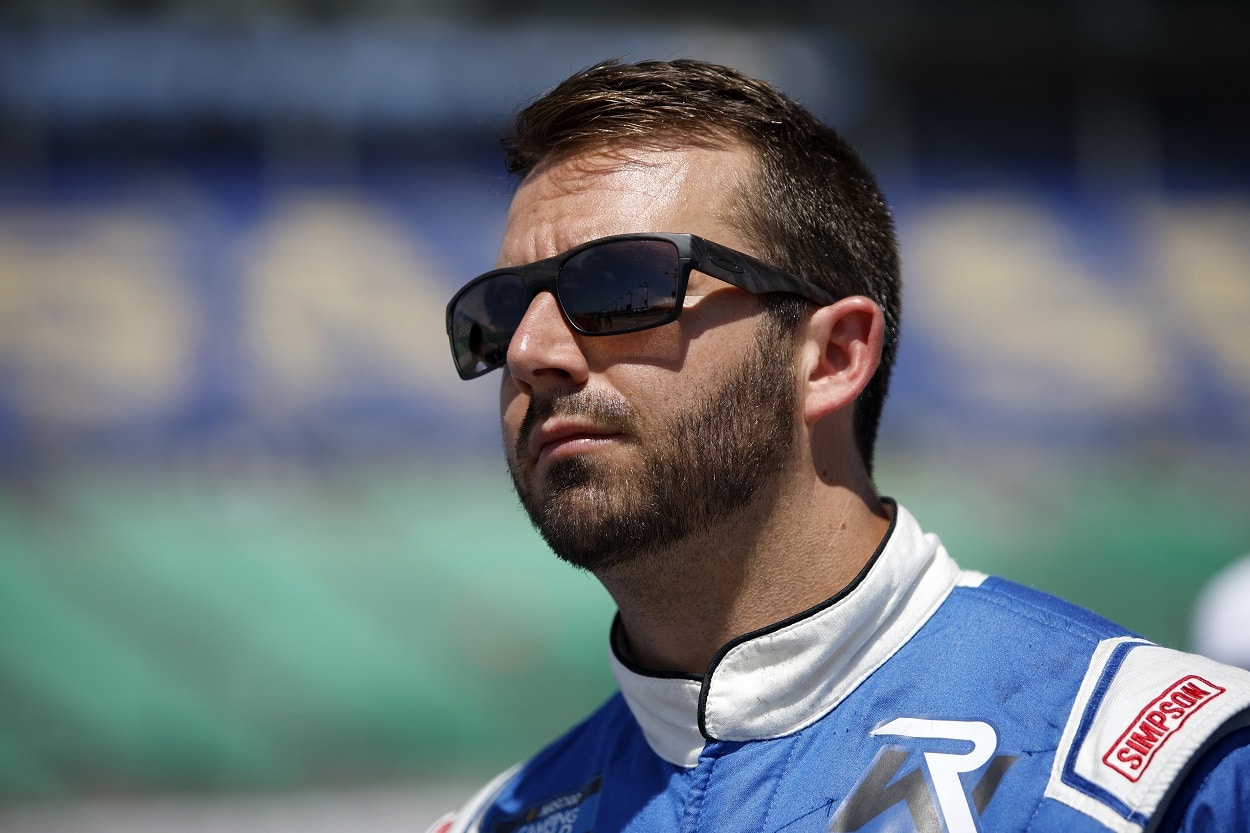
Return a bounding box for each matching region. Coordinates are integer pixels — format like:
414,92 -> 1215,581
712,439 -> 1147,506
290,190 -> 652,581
514,391 -> 636,471
529,421 -> 624,464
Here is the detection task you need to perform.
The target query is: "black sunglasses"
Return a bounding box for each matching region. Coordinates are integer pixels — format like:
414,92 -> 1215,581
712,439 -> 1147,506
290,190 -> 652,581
445,232 -> 837,379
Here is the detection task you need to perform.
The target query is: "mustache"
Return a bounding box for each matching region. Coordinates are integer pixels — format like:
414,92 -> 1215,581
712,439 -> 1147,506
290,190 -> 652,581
516,391 -> 637,460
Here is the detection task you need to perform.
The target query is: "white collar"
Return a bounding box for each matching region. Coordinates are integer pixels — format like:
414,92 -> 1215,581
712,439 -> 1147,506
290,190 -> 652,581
609,502 -> 969,767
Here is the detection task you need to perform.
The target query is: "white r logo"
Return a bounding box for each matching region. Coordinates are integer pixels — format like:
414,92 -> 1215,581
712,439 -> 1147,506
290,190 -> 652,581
870,718 -> 998,833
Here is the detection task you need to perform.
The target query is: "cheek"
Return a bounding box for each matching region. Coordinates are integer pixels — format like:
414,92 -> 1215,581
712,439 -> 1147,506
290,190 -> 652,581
575,324 -> 689,375
499,377 -> 525,442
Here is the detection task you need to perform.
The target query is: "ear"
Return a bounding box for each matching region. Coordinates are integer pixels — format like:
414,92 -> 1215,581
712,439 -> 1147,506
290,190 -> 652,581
798,296 -> 885,426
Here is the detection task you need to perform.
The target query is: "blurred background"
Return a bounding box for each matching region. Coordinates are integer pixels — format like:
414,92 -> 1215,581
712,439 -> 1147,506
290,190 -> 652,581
1,1 -> 1248,830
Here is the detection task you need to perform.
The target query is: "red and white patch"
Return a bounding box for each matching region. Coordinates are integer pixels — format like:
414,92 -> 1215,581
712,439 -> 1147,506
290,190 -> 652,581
1046,639 -> 1250,831
1101,675 -> 1227,782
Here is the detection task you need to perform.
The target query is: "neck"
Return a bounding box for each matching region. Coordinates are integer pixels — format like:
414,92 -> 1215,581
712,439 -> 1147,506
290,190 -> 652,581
596,479 -> 891,675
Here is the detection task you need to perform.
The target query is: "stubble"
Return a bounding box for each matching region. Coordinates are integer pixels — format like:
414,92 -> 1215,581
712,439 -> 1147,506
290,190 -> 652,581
507,320 -> 798,571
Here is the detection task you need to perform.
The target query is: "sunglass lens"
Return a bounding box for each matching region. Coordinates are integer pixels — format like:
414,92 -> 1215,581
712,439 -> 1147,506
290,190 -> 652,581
450,272 -> 529,377
560,240 -> 681,334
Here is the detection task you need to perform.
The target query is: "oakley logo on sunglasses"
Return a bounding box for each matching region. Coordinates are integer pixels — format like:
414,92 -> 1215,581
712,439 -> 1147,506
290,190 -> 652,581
707,253 -> 745,273
444,232 -> 836,380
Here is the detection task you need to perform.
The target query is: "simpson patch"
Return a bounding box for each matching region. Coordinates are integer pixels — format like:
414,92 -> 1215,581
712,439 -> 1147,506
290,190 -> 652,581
1044,638 -> 1250,831
1102,675 -> 1226,782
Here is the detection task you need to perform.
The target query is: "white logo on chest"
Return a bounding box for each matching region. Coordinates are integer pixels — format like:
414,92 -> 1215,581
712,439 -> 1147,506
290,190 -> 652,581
871,718 -> 998,833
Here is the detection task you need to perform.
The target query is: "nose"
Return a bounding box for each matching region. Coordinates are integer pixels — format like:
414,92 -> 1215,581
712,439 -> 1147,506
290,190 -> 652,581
505,291 -> 590,393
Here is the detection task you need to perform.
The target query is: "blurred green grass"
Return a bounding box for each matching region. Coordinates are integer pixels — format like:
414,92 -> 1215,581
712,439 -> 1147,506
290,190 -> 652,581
0,450 -> 1245,799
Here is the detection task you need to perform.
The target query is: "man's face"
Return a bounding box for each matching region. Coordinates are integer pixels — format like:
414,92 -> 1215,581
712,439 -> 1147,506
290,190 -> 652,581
497,145 -> 800,571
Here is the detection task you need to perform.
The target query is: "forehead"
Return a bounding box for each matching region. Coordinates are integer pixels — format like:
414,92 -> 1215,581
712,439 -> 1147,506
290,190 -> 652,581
497,144 -> 756,267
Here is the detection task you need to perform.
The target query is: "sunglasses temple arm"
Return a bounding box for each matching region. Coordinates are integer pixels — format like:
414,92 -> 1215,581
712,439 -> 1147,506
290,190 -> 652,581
694,239 -> 836,305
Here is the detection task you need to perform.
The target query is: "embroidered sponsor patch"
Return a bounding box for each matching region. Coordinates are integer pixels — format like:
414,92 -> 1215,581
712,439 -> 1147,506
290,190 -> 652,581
490,775 -> 602,833
1102,675 -> 1227,782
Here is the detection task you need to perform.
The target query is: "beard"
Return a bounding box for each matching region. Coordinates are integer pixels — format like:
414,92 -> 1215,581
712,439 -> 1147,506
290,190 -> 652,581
506,321 -> 798,572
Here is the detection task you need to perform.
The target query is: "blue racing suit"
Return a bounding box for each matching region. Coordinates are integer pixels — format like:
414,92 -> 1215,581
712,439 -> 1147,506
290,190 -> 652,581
432,503 -> 1250,832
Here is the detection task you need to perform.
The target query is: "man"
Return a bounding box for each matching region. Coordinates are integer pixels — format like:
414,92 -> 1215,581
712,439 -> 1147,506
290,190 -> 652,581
434,59 -> 1250,833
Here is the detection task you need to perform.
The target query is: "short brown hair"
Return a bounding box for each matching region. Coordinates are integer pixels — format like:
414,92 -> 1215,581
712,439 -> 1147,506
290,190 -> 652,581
503,58 -> 901,476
